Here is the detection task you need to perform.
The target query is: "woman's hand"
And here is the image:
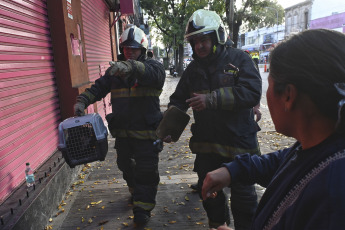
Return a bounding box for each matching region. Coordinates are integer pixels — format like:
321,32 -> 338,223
210,223 -> 234,230
202,167 -> 231,200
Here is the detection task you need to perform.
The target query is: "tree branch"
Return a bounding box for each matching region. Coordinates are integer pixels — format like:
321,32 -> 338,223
148,9 -> 171,36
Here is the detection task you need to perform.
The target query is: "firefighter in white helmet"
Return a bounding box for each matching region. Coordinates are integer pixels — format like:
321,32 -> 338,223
163,9 -> 262,229
74,25 -> 166,225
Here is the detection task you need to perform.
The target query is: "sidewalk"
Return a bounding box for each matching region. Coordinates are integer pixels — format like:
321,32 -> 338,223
44,103 -> 219,229
0,72 -> 282,230
47,112 -> 264,230
45,74 -> 265,230
48,135 -> 211,230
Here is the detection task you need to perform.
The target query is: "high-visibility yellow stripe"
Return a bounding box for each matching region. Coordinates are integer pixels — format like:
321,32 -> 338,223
111,87 -> 162,98
190,142 -> 259,159
193,89 -> 209,95
110,129 -> 157,140
219,87 -> 234,110
133,201 -> 155,211
225,69 -> 237,74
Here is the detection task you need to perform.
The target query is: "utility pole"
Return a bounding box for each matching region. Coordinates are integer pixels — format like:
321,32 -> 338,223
228,0 -> 234,40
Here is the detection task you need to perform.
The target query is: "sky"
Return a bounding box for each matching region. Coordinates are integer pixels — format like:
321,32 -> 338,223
235,0 -> 306,9
277,0 -> 305,9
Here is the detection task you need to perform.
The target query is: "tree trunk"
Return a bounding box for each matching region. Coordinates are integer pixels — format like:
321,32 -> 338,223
178,43 -> 184,75
232,21 -> 242,48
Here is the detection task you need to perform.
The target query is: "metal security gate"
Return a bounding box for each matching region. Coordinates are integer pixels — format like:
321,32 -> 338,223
81,0 -> 112,121
0,0 -> 60,203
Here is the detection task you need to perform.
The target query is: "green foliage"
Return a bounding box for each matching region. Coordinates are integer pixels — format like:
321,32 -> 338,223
226,0 -> 284,46
141,0 -> 283,51
152,46 -> 159,58
141,0 -> 224,49
244,0 -> 284,30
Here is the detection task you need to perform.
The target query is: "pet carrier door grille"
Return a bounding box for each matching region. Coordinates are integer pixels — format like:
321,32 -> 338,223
64,123 -> 98,161
58,113 -> 108,168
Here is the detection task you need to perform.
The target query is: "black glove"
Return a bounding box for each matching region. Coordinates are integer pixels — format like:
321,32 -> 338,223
74,96 -> 89,116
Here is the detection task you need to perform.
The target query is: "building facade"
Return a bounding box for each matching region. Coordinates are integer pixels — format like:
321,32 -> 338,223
238,0 -> 314,59
239,24 -> 285,63
309,0 -> 345,33
284,0 -> 312,39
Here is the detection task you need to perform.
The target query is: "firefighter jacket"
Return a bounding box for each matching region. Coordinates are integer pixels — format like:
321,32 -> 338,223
80,55 -> 166,140
168,45 -> 262,159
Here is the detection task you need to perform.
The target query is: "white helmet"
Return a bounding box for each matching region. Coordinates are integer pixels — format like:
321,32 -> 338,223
185,9 -> 227,45
119,25 -> 148,50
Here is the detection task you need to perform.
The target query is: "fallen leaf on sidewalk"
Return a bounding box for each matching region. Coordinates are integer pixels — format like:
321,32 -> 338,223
91,200 -> 102,205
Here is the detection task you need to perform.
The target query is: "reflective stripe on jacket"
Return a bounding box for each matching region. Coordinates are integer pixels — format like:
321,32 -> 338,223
169,45 -> 262,157
82,55 -> 165,140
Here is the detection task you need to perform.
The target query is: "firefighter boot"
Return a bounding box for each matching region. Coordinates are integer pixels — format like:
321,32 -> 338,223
133,208 -> 151,225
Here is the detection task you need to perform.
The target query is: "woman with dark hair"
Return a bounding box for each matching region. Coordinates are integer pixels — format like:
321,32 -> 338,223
202,29 -> 345,230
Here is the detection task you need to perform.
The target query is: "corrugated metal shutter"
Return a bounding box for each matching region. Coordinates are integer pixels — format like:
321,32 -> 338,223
81,0 -> 112,121
0,0 -> 60,202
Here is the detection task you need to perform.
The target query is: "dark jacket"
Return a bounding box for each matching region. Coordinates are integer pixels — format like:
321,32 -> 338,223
82,55 -> 166,140
225,132 -> 345,229
168,45 -> 262,158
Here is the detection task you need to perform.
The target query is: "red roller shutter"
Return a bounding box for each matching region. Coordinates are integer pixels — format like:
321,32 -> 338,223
0,0 -> 60,203
81,0 -> 112,121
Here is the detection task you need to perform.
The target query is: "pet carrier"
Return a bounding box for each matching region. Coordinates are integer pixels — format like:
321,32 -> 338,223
58,113 -> 108,168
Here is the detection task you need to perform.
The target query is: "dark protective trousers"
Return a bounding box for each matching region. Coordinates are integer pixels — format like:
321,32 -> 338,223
194,154 -> 258,229
115,138 -> 161,213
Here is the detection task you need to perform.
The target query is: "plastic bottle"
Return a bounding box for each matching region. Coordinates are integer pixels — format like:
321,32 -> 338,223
25,163 -> 35,187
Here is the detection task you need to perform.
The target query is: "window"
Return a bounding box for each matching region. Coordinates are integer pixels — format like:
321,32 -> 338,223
287,17 -> 291,34
293,14 -> 298,28
304,11 -> 309,29
247,37 -> 254,44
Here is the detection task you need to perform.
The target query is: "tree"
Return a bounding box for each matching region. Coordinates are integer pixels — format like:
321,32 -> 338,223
141,0 -> 284,73
152,32 -> 172,59
152,46 -> 160,59
141,0 -> 213,75
225,0 -> 284,47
